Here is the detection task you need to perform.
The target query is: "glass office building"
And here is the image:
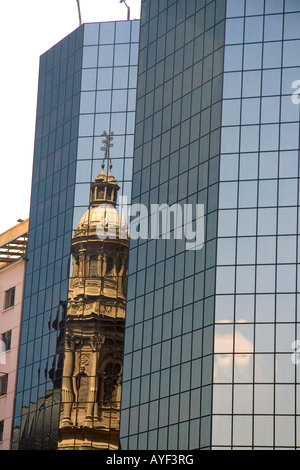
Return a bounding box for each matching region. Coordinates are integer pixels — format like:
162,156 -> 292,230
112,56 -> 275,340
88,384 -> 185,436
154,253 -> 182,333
12,20 -> 139,450
120,0 -> 300,450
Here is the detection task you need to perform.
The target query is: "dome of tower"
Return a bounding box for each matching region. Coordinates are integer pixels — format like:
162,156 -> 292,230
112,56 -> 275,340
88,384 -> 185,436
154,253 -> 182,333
75,203 -> 128,240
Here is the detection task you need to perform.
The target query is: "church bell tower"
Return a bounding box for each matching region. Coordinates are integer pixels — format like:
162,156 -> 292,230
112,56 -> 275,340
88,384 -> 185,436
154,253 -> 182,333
58,132 -> 129,450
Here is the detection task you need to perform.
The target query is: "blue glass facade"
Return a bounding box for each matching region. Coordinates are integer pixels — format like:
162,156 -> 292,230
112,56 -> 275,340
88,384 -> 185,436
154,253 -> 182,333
120,0 -> 300,450
120,0 -> 226,450
12,20 -> 139,450
213,0 -> 300,449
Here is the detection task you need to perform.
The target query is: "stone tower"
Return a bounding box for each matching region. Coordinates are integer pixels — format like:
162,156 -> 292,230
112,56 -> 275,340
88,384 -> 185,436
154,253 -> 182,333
58,140 -> 129,450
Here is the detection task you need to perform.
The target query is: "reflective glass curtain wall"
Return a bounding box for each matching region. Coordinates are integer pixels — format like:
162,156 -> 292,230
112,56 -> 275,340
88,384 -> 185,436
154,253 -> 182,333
120,0 -> 226,450
120,0 -> 300,451
213,0 -> 300,449
12,20 -> 139,450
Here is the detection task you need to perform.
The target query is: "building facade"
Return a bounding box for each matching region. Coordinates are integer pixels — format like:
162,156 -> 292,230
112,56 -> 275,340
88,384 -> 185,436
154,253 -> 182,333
0,220 -> 28,450
120,0 -> 300,450
12,20 -> 139,450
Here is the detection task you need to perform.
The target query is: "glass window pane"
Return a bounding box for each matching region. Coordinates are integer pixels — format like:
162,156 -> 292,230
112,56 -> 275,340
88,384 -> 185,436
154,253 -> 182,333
258,208 -> 277,235
114,44 -> 130,66
227,0 -> 245,17
254,416 -> 274,446
284,13 -> 300,40
280,123 -> 300,150
218,210 -> 237,237
224,45 -> 243,71
277,265 -> 296,293
222,99 -> 241,126
100,22 -> 115,44
255,354 -> 274,382
217,238 -> 236,265
238,209 -> 257,236
233,416 -> 252,446
236,295 -> 254,322
256,294 -> 275,322
243,44 -> 262,70
82,46 -> 98,68
262,69 -> 281,96
277,293 -> 296,322
225,18 -> 244,44
81,69 -> 97,90
113,67 -> 129,89
237,237 -> 256,265
283,40 -> 300,67
279,179 -> 298,206
260,124 -> 279,151
255,324 -> 274,353
78,114 -> 94,137
223,72 -> 242,98
245,16 -> 263,42
240,125 -> 259,152
246,0 -> 264,15
256,265 -> 276,293
279,151 -> 299,178
257,236 -> 276,264
254,385 -> 274,414
216,267 -> 235,294
213,385 -> 232,413
219,182 -> 238,209
259,180 -> 278,207
96,90 -> 111,112
236,266 -> 255,294
212,416 -> 232,446
94,113 -> 110,135
264,15 -> 283,41
239,153 -> 258,180
278,207 -> 297,234
215,295 -> 234,323
261,97 -> 280,124
242,71 -> 261,97
241,99 -> 260,125
116,20 -> 131,43
221,127 -> 240,153
259,152 -> 278,179
80,91 -> 96,114
97,68 -> 113,90
220,154 -> 239,181
265,0 -> 283,13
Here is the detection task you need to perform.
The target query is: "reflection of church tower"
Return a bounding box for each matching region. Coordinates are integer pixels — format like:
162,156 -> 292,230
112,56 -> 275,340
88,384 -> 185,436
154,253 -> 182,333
58,133 -> 129,450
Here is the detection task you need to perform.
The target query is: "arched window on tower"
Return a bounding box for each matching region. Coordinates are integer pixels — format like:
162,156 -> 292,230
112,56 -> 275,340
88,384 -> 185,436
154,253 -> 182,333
89,255 -> 98,276
74,256 -> 80,276
106,257 -> 113,275
76,372 -> 89,407
103,363 -> 121,406
98,188 -> 105,199
117,256 -> 122,274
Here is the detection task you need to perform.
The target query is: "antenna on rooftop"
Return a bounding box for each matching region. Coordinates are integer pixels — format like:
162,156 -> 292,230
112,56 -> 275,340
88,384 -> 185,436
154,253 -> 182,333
76,0 -> 82,26
120,0 -> 130,21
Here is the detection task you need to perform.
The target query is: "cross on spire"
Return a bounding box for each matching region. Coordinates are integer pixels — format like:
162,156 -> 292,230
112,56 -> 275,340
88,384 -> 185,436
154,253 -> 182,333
101,131 -> 114,162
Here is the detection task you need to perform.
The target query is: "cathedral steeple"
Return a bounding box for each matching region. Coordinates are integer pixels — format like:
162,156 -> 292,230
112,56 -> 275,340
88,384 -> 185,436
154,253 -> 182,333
58,130 -> 129,449
90,132 -> 119,207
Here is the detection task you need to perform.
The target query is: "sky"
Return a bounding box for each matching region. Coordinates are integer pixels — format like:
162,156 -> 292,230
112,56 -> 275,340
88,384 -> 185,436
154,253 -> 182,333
0,0 -> 141,235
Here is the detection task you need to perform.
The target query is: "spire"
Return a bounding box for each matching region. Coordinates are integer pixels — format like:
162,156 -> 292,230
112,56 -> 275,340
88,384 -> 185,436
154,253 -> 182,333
100,131 -> 114,163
